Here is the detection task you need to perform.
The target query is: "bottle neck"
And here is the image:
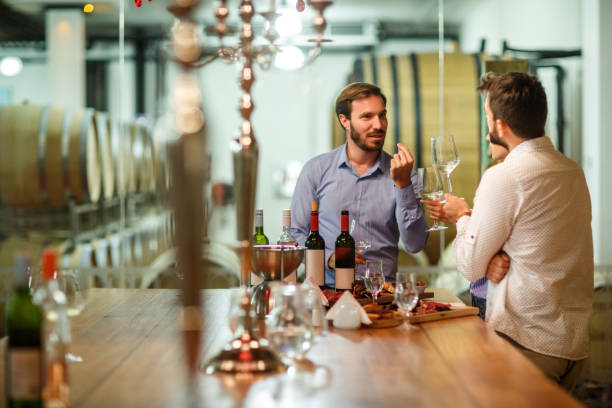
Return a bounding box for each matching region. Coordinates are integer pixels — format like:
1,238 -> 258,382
255,213 -> 263,228
310,211 -> 319,232
255,226 -> 265,235
341,214 -> 349,232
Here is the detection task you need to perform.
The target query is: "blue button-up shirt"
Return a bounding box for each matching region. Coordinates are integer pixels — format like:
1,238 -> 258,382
290,144 -> 428,284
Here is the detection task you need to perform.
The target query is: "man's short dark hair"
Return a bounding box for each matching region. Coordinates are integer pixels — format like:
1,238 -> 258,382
478,72 -> 548,140
335,82 -> 387,126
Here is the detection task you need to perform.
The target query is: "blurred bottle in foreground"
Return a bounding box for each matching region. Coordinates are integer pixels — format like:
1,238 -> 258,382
34,249 -> 71,408
6,253 -> 43,408
334,210 -> 355,291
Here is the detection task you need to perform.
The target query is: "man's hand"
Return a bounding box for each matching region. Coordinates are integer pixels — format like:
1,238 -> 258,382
327,252 -> 366,269
439,193 -> 471,225
486,251 -> 510,283
421,197 -> 449,223
390,143 -> 414,189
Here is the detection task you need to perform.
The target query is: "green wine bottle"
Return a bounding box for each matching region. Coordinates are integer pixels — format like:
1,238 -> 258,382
6,254 -> 43,408
252,208 -> 269,245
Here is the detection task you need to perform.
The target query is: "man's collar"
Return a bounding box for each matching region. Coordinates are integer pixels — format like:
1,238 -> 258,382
337,143 -> 385,175
506,136 -> 554,160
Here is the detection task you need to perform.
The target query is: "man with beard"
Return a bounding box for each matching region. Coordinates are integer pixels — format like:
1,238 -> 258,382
290,82 -> 428,284
424,72 -> 593,391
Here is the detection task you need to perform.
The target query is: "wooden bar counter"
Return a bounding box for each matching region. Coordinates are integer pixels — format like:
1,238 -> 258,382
16,288 -> 582,407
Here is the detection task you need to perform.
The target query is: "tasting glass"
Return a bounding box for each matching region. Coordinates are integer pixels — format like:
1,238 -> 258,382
351,217 -> 372,256
417,167 -> 448,232
395,271 -> 419,328
364,259 -> 385,305
266,284 -> 317,364
56,269 -> 87,362
432,134 -> 460,192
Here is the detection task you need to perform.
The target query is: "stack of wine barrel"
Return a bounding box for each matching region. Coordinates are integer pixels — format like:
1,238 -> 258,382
0,103 -> 174,280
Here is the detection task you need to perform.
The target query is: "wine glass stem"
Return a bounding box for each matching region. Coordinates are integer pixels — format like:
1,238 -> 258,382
373,292 -> 378,305
446,172 -> 453,193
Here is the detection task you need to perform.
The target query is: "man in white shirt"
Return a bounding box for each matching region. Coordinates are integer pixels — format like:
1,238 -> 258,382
426,72 -> 593,391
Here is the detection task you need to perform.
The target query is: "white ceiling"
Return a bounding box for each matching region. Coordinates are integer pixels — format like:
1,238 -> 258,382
6,0 -> 481,31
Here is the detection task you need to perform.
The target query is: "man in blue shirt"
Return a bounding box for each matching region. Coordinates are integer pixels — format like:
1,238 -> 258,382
290,82 -> 428,284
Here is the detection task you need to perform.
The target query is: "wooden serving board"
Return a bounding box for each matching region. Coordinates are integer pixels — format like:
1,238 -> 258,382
356,293 -> 394,305
408,306 -> 479,324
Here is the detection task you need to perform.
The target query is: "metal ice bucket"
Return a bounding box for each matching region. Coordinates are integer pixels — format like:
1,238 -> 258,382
250,245 -> 305,317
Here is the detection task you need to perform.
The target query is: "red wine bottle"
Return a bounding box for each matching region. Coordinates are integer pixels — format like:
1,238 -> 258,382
334,210 -> 355,291
305,201 -> 325,288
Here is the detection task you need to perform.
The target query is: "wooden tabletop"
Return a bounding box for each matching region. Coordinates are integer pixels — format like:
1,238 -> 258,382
4,288 -> 581,408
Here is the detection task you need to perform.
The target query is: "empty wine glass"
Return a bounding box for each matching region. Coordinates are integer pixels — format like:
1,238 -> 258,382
432,134 -> 460,192
395,271 -> 419,328
351,218 -> 372,256
418,167 -> 448,231
364,259 -> 385,305
266,284 -> 316,364
57,270 -> 87,363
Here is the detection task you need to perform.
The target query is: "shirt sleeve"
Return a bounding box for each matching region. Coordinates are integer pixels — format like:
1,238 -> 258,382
453,167 -> 518,282
394,169 -> 429,253
290,162 -> 316,247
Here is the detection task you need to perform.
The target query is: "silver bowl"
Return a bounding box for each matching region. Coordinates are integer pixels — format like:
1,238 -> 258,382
251,245 -> 305,281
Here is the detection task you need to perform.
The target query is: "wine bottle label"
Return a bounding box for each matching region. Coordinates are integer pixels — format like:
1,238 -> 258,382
9,349 -> 41,399
305,249 -> 325,286
336,268 -> 354,290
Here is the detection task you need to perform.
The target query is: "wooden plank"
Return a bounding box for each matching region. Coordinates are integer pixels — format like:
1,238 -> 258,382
409,306 -> 479,323
420,317 -> 582,408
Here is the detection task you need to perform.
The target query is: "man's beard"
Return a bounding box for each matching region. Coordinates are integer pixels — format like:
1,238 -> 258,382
488,126 -> 508,149
349,122 -> 385,152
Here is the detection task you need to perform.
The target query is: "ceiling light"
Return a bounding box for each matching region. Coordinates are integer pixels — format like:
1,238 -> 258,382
274,46 -> 304,70
83,3 -> 95,13
0,57 -> 23,77
275,8 -> 302,37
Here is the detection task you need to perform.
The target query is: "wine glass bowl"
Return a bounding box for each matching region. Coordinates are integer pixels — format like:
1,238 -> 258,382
364,259 -> 385,305
395,271 -> 419,325
418,167 -> 448,232
432,134 -> 460,192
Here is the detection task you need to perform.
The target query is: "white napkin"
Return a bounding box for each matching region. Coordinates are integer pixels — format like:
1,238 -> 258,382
325,291 -> 372,326
303,276 -> 329,306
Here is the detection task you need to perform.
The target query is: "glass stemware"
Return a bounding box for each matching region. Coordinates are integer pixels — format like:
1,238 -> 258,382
56,270 -> 87,363
364,259 -> 385,305
266,284 -> 316,364
432,134 -> 460,192
417,167 -> 448,231
395,271 -> 419,328
351,218 -> 372,256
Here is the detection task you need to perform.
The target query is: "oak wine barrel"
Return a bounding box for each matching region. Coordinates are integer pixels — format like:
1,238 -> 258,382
94,112 -> 115,200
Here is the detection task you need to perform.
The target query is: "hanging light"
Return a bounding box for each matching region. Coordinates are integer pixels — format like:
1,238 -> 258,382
274,45 -> 304,70
0,57 -> 23,77
275,0 -> 302,37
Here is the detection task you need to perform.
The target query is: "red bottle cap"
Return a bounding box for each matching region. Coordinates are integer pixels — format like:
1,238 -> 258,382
41,249 -> 58,280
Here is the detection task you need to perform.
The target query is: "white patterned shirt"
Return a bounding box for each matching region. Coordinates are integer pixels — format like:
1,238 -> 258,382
453,136 -> 593,360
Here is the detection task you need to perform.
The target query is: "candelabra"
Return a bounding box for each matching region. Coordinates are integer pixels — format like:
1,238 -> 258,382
196,0 -> 333,374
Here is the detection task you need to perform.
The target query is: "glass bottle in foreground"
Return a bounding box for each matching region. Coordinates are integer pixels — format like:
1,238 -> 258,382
277,209 -> 298,246
6,253 -> 43,408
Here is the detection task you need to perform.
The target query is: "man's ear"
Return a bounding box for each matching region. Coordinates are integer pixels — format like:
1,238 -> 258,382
339,114 -> 350,130
496,119 -> 510,138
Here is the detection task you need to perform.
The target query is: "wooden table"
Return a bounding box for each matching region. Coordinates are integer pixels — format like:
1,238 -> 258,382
5,288 -> 581,408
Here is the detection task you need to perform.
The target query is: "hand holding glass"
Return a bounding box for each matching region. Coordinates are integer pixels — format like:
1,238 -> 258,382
418,167 -> 447,231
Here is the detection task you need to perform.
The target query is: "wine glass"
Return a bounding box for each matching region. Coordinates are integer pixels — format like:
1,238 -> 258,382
432,134 -> 460,192
266,284 -> 316,364
395,271 -> 419,328
56,269 -> 87,362
418,167 -> 448,231
364,259 -> 385,305
351,218 -> 372,256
